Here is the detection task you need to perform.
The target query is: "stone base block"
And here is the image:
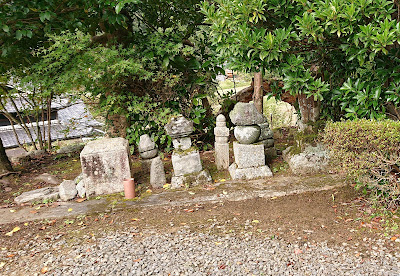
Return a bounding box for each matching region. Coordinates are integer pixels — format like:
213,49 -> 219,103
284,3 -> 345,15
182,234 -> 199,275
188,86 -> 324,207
233,142 -> 265,169
171,170 -> 212,189
172,150 -> 202,176
80,137 -> 131,196
215,142 -> 229,170
229,163 -> 273,180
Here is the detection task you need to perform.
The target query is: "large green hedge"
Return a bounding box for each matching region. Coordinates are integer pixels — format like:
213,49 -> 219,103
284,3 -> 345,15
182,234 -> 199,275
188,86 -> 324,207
323,119 -> 400,209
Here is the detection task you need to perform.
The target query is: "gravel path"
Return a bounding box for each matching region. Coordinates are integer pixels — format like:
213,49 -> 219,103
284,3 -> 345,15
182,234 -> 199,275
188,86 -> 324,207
2,229 -> 399,276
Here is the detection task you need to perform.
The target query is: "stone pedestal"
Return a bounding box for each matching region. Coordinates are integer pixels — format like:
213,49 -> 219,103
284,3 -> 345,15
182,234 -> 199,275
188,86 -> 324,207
171,170 -> 212,189
171,150 -> 202,176
229,163 -> 272,180
80,137 -> 131,196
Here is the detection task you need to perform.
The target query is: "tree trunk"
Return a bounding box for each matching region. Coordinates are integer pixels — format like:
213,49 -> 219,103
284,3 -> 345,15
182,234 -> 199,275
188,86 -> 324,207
0,137 -> 12,174
253,71 -> 263,114
297,93 -> 320,130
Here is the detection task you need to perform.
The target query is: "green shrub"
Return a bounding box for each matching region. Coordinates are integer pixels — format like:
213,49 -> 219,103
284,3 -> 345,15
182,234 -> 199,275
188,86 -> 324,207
323,119 -> 400,209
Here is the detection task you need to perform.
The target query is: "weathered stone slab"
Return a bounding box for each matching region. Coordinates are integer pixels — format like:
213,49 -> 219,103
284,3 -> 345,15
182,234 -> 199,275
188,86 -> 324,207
14,187 -> 59,205
35,173 -> 62,185
172,137 -> 192,151
59,180 -> 77,201
282,144 -> 330,175
229,163 -> 273,180
233,142 -> 265,169
80,137 -> 131,196
171,170 -> 212,189
165,115 -> 193,138
171,150 -> 202,176
229,102 -> 266,126
215,143 -> 229,170
150,156 -> 166,188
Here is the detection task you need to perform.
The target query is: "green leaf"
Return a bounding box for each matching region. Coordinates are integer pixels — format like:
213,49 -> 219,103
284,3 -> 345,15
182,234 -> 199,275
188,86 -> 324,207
2,25 -> 9,32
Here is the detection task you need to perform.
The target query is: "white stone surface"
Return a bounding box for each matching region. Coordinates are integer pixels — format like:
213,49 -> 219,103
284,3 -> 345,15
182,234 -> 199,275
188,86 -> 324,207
172,137 -> 192,151
59,180 -> 77,201
35,173 -> 61,185
233,142 -> 265,169
229,163 -> 273,180
76,180 -> 86,198
171,150 -> 202,176
150,156 -> 166,188
234,126 -> 261,144
80,137 -> 131,196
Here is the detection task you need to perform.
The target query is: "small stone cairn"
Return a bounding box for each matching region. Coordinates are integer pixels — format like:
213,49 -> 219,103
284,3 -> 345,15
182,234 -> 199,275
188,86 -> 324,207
138,134 -> 166,188
214,114 -> 230,170
165,115 -> 211,188
229,102 -> 273,180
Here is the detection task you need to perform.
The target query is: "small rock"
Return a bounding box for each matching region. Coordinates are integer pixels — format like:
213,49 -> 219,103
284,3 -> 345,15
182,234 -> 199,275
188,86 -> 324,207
35,173 -> 62,185
76,180 -> 86,198
56,143 -> 85,154
59,180 -> 78,201
229,102 -> 266,126
165,115 -> 194,138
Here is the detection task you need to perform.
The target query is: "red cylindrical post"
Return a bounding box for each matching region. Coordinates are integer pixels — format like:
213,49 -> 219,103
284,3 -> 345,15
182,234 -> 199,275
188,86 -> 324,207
123,178 -> 136,199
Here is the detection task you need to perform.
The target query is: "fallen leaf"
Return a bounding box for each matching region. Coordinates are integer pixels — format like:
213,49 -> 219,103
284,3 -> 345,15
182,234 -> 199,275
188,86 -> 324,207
67,208 -> 73,212
0,262 -> 5,269
222,190 -> 228,195
9,209 -> 16,213
24,223 -> 28,226
252,220 -> 260,224
188,191 -> 195,195
30,210 -> 38,214
215,242 -> 222,245
75,198 -> 86,203
391,236 -> 397,241
7,254 -> 15,258
133,258 -> 142,262
183,209 -> 194,213
146,189 -> 152,193
5,226 -> 20,236
41,266 -> 48,274
131,218 -> 140,221
271,197 -> 278,200
294,248 -> 303,255
218,264 -> 226,269
234,213 -> 241,216
163,184 -> 171,189
220,179 -> 226,182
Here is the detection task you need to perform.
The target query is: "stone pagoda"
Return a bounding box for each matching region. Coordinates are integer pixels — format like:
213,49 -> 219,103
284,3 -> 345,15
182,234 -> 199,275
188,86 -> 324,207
165,115 -> 211,188
228,102 -> 273,180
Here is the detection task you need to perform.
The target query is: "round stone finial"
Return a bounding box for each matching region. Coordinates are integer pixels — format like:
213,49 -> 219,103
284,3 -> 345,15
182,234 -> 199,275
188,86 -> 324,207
216,114 -> 226,122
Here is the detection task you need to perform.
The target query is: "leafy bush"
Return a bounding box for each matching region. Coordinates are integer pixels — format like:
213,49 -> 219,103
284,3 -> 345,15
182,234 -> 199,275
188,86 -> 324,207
323,119 -> 400,209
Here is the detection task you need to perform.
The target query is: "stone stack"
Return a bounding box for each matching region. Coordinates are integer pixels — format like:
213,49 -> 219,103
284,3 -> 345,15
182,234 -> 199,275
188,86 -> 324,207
165,115 -> 211,188
229,102 -> 273,180
139,134 -> 166,188
214,114 -> 230,170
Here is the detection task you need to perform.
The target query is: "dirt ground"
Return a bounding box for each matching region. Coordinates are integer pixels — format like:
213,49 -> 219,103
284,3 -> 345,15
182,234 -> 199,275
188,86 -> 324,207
1,133 -> 399,260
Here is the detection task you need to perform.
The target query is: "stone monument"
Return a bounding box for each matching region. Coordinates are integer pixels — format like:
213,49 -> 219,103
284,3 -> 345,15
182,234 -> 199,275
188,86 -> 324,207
165,115 -> 212,188
229,102 -> 273,180
80,137 -> 131,196
214,114 -> 230,170
138,134 -> 166,188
